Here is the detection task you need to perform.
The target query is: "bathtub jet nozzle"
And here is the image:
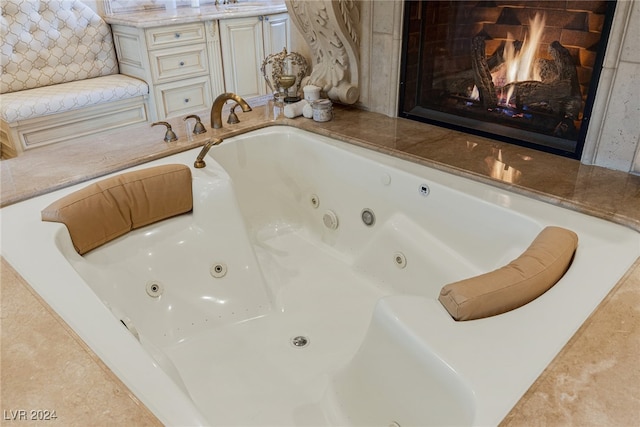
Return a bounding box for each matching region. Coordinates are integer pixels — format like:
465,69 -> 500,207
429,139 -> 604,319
210,262 -> 227,278
322,210 -> 339,230
146,280 -> 164,297
194,138 -> 223,168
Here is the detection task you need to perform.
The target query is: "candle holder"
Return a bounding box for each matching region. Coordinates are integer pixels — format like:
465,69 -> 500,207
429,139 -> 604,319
261,48 -> 309,103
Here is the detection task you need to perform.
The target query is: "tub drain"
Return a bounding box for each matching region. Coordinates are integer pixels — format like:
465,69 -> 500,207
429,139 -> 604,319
290,335 -> 309,348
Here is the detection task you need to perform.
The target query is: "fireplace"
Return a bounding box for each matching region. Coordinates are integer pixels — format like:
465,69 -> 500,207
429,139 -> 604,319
399,1 -> 617,159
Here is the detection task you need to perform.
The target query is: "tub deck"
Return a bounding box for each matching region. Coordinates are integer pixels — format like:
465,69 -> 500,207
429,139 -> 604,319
3,126 -> 639,426
2,106 -> 640,426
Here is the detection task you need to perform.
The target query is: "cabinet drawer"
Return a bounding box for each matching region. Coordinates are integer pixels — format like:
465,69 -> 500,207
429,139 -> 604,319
150,44 -> 208,83
146,23 -> 206,49
155,76 -> 212,119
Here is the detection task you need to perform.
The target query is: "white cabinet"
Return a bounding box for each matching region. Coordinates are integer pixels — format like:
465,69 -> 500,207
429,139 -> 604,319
149,44 -> 209,83
219,13 -> 290,99
112,22 -> 225,121
110,13 -> 289,120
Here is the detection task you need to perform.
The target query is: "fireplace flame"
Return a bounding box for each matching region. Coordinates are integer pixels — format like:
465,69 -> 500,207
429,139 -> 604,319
472,13 -> 547,106
502,13 -> 546,105
506,14 -> 545,83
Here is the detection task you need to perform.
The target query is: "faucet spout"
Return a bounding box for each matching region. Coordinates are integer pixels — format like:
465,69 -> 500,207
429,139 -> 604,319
194,138 -> 223,168
210,92 -> 252,129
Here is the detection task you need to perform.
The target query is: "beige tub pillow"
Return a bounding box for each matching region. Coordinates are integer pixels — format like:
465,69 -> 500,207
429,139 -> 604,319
42,164 -> 193,255
438,226 -> 578,321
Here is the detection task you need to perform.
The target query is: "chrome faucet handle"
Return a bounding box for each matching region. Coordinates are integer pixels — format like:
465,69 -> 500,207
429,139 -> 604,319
184,114 -> 207,134
151,121 -> 178,142
227,103 -> 241,125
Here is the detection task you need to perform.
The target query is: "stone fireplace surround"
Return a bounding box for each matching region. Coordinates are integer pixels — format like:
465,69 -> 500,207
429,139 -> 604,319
352,0 -> 639,174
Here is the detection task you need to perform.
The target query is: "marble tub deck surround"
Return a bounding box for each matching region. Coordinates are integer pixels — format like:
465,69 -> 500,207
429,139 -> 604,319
1,106 -> 640,425
0,258 -> 163,426
2,106 -> 639,232
501,258 -> 640,426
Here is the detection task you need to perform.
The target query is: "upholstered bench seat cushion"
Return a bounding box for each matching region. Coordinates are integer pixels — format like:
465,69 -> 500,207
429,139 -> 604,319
0,74 -> 148,123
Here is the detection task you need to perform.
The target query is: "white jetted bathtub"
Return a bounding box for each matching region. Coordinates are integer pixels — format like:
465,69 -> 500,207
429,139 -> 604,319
2,126 -> 639,426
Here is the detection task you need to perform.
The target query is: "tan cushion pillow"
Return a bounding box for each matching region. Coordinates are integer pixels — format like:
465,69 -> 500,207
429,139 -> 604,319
438,226 -> 578,321
42,164 -> 193,255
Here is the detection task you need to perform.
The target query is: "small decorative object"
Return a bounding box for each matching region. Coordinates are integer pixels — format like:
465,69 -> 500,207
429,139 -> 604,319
312,99 -> 333,122
261,48 -> 309,103
302,102 -> 314,119
303,85 -> 321,102
265,92 -> 285,121
284,99 -> 307,118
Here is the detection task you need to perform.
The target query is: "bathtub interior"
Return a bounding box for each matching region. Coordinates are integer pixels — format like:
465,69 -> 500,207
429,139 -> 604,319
60,172 -> 274,348
211,130 -> 543,292
2,126 -> 639,426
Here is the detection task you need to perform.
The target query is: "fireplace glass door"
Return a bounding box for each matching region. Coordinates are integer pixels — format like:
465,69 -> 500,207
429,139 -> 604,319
399,1 -> 616,158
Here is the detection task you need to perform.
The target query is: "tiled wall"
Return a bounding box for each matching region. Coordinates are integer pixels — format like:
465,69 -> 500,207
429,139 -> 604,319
356,0 -> 403,117
588,0 -> 640,173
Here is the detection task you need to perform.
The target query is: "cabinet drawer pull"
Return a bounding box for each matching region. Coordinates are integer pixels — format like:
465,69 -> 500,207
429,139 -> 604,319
264,16 -> 269,21
184,98 -> 190,103
174,33 -> 181,38
179,61 -> 185,66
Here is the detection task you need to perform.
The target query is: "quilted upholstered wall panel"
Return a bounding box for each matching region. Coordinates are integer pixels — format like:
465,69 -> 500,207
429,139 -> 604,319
0,0 -> 119,94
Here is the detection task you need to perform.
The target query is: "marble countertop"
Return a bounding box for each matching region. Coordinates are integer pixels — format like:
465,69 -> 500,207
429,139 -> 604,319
104,0 -> 287,27
2,106 -> 639,425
